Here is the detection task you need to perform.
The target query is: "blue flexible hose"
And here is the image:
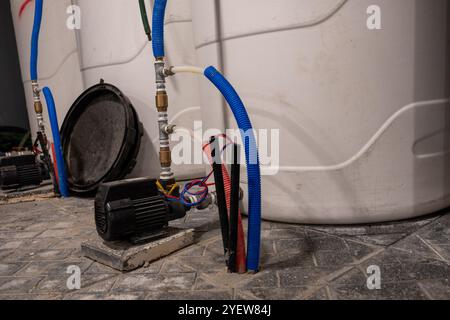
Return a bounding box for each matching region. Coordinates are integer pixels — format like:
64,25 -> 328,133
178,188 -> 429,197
30,0 -> 43,81
150,0 -> 262,270
152,0 -> 167,58
42,87 -> 70,198
204,66 -> 262,272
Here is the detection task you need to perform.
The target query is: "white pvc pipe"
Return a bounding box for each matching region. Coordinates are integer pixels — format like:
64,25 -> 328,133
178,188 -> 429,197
170,65 -> 204,75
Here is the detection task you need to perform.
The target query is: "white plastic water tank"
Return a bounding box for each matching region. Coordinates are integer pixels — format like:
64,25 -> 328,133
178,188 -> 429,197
191,0 -> 450,224
11,0 -> 450,224
10,0 -> 84,141
75,0 -> 205,179
11,0 -> 205,180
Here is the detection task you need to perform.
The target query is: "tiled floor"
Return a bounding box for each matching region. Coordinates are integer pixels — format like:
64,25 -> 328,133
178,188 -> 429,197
0,196 -> 448,300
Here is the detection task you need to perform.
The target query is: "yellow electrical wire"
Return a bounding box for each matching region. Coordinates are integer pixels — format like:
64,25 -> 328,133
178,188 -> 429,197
156,180 -> 179,196
156,180 -> 166,194
168,183 -> 178,195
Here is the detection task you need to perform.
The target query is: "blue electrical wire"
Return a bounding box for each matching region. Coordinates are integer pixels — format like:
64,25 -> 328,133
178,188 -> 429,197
166,141 -> 229,208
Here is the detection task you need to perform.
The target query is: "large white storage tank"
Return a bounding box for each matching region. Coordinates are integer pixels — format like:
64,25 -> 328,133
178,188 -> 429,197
10,0 -> 84,142
11,0 -> 450,224
10,0 -> 205,181
191,0 -> 450,224
75,0 -> 205,179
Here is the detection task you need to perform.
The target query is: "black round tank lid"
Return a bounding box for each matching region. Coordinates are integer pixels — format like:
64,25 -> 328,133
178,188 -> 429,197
61,81 -> 143,195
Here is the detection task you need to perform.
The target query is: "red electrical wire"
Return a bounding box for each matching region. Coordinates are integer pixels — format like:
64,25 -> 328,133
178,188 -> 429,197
19,0 -> 33,18
169,135 -> 232,206
32,145 -> 42,155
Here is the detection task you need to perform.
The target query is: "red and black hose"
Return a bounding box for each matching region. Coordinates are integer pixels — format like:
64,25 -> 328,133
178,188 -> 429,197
228,143 -> 241,272
211,136 -> 230,261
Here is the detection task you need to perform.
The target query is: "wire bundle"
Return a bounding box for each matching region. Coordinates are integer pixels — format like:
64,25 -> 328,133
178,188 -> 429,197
160,135 -> 231,208
165,175 -> 212,208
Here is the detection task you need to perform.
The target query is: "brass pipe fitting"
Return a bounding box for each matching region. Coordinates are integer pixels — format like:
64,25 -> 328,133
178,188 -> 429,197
160,147 -> 171,168
34,101 -> 43,114
154,58 -> 176,186
156,91 -> 168,112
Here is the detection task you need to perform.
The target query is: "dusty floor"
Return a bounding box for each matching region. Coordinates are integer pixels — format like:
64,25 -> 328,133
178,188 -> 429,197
0,195 -> 449,300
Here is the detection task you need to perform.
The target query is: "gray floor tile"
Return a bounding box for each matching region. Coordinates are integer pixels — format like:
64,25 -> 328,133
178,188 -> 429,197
0,195 -> 449,300
330,281 -> 429,300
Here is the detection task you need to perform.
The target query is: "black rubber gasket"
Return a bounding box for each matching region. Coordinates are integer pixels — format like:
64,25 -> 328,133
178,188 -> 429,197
60,81 -> 143,195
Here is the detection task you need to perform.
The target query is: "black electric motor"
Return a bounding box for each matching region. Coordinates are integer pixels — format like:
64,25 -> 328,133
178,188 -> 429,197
0,152 -> 46,190
95,178 -> 186,243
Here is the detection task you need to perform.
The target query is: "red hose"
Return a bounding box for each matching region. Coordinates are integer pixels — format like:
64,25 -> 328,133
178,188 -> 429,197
222,163 -> 247,274
19,0 -> 33,18
51,143 -> 59,183
204,144 -> 247,274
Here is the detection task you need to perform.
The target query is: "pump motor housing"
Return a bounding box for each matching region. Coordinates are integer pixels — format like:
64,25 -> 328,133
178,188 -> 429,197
94,177 -> 186,243
0,152 -> 45,190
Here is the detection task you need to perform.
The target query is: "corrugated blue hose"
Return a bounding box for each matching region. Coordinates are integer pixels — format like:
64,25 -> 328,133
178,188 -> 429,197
42,87 -> 70,198
152,0 -> 167,58
151,0 -> 262,271
204,66 -> 262,272
30,0 -> 43,81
